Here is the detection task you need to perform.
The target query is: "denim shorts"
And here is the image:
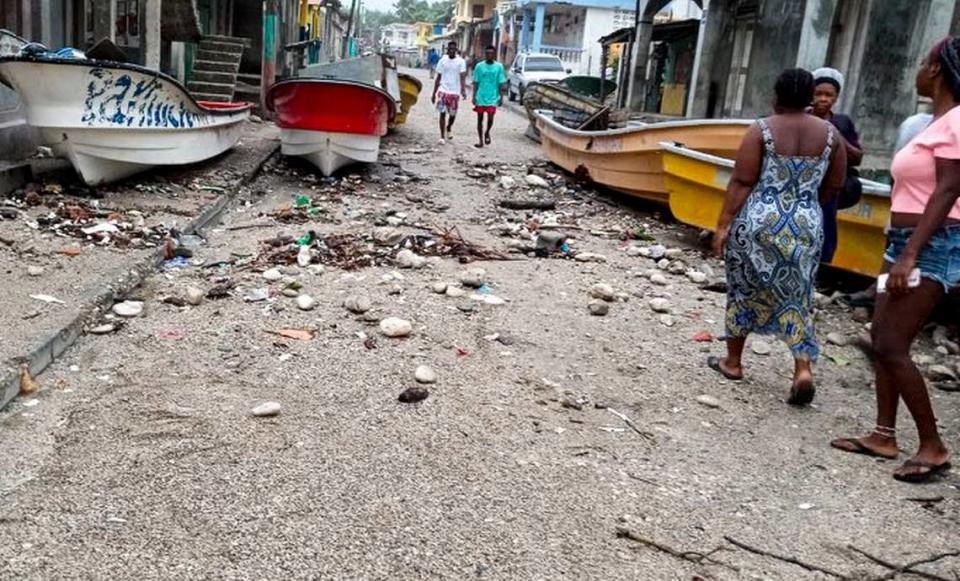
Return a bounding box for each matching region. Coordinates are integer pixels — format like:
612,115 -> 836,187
884,225 -> 960,291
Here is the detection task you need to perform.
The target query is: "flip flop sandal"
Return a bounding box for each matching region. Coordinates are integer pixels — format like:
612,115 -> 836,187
787,379 -> 816,406
893,460 -> 952,483
829,437 -> 899,459
707,356 -> 742,381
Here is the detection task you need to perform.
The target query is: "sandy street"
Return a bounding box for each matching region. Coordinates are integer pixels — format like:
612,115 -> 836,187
1,69 -> 958,580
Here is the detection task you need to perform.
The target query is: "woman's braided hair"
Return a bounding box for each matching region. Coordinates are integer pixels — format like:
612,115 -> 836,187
774,68 -> 814,110
934,36 -> 960,101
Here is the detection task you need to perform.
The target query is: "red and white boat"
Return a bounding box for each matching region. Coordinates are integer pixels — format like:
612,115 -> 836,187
266,78 -> 396,176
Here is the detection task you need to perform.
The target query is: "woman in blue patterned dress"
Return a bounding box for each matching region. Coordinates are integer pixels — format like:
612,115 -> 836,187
707,69 -> 847,405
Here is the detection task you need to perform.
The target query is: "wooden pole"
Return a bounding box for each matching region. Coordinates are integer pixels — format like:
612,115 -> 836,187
261,0 -> 279,111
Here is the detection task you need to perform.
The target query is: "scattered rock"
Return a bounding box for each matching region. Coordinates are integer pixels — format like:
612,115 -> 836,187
664,248 -> 683,259
471,293 -> 506,305
659,314 -> 675,327
186,286 -> 204,306
373,227 -> 404,246
648,298 -> 671,313
343,294 -> 372,314
380,317 -> 412,337
751,340 -> 772,356
398,386 -> 429,403
826,332 -> 847,346
668,261 -> 687,275
590,283 -> 615,301
647,244 -> 666,260
927,364 -> 957,382
445,286 -> 466,298
500,197 -> 556,210
163,296 -> 188,307
525,174 -> 549,188
457,302 -> 476,313
574,252 -> 607,263
88,323 -> 116,335
245,288 -> 269,302
296,294 -> 316,311
696,394 -> 721,408
499,176 -> 516,189
414,365 -> 437,384
626,246 -> 649,257
686,270 -> 707,284
251,401 -> 281,417
588,300 -> 609,316
943,340 -> 960,355
932,325 -> 948,344
112,301 -> 143,318
262,268 -> 282,282
282,287 -> 300,298
396,249 -> 427,269
852,307 -> 871,323
914,354 -> 936,366
459,268 -> 486,288
649,273 -> 668,286
430,282 -> 449,294
657,258 -> 670,270
27,266 -> 44,277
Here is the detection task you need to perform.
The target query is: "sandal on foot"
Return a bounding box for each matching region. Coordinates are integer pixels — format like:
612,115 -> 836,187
893,460 -> 952,483
787,378 -> 815,406
830,437 -> 899,460
707,356 -> 742,381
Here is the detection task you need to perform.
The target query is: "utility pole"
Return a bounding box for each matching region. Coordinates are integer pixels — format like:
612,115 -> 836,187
343,0 -> 359,59
261,0 -> 279,110
144,0 -> 162,70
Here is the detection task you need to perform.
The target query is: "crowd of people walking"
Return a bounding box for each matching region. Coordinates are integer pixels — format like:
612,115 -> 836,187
711,36 -> 960,484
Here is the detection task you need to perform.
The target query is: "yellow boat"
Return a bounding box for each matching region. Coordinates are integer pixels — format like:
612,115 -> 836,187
391,73 -> 422,128
534,110 -> 752,204
661,143 -> 892,277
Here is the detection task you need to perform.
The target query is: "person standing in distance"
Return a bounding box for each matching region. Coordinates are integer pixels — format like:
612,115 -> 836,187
472,45 -> 507,148
431,41 -> 467,144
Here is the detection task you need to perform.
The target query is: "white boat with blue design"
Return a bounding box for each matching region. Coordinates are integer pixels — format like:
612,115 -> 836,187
0,55 -> 251,185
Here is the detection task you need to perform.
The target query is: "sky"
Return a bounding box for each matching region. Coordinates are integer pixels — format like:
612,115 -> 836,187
361,0 -> 397,13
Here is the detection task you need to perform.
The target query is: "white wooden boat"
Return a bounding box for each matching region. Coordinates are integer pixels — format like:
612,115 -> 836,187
0,55 -> 251,185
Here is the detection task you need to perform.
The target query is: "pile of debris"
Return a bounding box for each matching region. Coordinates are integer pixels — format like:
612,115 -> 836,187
2,186 -> 170,248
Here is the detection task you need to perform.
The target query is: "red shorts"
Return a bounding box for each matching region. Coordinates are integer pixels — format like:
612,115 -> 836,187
474,105 -> 497,114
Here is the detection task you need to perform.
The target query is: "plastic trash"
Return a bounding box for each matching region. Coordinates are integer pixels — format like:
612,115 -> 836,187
55,47 -> 86,59
297,245 -> 312,267
295,195 -> 311,207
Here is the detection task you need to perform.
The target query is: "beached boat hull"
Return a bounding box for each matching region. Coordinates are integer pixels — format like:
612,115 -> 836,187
661,143 -> 891,277
267,78 -> 396,176
535,110 -> 752,204
392,72 -> 422,128
0,56 -> 251,185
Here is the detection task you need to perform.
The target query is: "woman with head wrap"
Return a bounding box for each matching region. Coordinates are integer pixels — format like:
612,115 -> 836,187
831,37 -> 960,483
810,67 -> 863,264
708,68 -> 847,405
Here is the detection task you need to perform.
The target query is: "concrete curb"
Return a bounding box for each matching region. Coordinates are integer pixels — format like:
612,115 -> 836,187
0,144 -> 279,411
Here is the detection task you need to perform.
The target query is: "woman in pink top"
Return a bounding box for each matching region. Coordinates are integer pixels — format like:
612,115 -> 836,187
832,37 -> 960,483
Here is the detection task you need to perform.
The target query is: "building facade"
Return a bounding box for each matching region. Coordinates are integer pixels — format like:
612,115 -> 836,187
500,0 -> 637,76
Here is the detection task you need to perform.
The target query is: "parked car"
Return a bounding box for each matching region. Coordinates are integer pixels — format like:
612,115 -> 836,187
507,53 -> 570,102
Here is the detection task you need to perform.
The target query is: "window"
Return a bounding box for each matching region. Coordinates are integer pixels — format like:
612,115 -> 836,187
472,4 -> 484,18
525,56 -> 564,72
723,12 -> 756,116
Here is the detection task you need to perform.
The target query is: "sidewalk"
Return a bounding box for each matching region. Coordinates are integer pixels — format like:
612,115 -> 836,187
0,121 -> 279,409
